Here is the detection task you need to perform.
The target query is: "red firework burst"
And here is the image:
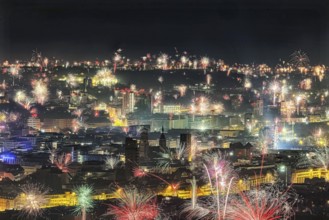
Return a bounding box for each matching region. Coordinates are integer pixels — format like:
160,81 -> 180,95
108,187 -> 158,220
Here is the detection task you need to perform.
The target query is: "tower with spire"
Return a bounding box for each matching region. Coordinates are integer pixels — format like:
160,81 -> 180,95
159,126 -> 166,149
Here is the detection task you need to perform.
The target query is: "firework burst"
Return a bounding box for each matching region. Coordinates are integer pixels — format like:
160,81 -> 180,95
290,50 -> 310,67
73,108 -> 83,118
20,183 -> 48,218
9,65 -> 21,86
180,55 -> 188,67
104,156 -> 120,170
113,52 -> 122,73
57,90 -> 63,100
48,148 -> 57,164
157,53 -> 169,70
194,152 -> 236,219
157,143 -> 189,172
72,118 -> 83,133
31,79 -> 49,105
301,146 -> 329,171
201,56 -> 210,69
177,84 -> 187,97
313,65 -> 325,82
67,74 -> 79,88
190,97 -> 224,115
93,68 -> 118,87
202,151 -> 236,194
229,185 -> 296,220
54,153 -> 72,173
14,90 -> 33,109
158,76 -> 164,84
108,186 -> 158,220
14,90 -> 27,103
74,185 -> 94,220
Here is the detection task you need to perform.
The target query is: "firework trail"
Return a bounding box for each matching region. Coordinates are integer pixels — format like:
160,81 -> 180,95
134,167 -> 180,196
108,186 -> 158,220
20,183 -> 48,218
204,151 -> 236,219
113,51 -> 122,73
206,74 -> 212,85
182,151 -> 236,220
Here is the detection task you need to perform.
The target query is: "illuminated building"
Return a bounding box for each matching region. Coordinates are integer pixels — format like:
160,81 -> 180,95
122,91 -> 135,115
219,129 -> 243,138
85,117 -> 111,128
162,104 -> 181,114
189,115 -> 215,130
27,117 -> 41,131
292,168 -> 329,184
2,137 -> 33,151
253,99 -> 263,116
42,111 -> 75,132
308,114 -> 322,123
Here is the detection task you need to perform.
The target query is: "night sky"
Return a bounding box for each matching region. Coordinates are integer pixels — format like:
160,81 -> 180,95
0,0 -> 328,64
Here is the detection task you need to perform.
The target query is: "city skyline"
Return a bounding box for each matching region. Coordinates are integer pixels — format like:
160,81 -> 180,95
0,1 -> 329,219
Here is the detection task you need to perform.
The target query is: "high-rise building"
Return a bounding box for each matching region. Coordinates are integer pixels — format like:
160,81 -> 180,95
125,137 -> 139,178
122,91 -> 135,115
139,128 -> 149,162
